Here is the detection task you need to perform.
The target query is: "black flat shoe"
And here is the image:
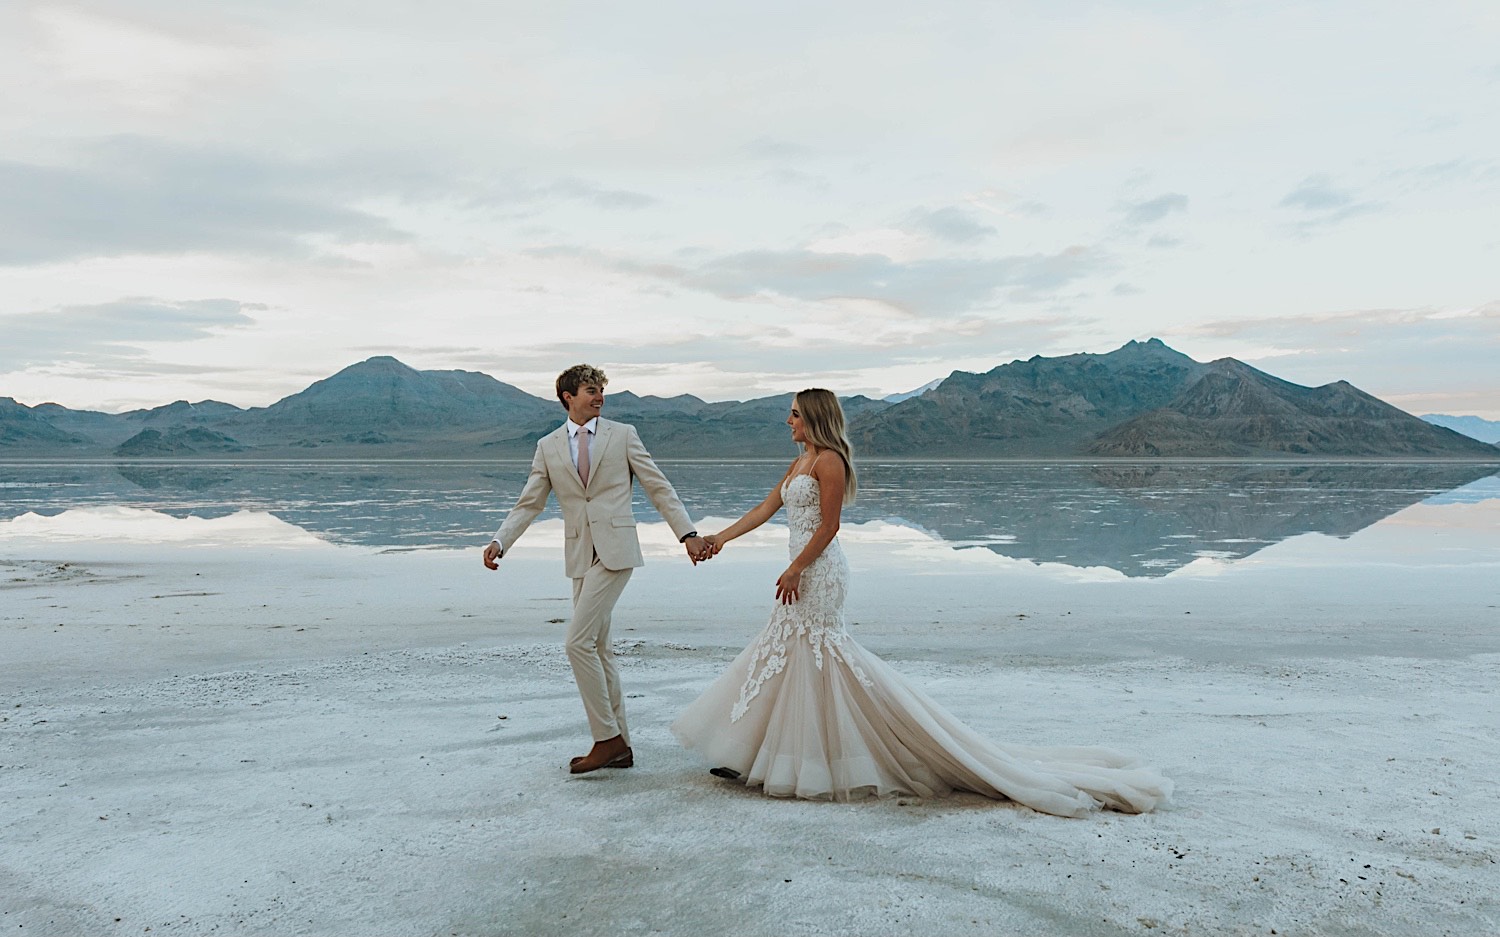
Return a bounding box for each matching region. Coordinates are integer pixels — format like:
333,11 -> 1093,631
709,766 -> 742,780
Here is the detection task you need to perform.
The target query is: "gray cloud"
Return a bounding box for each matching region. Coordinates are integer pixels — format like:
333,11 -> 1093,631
762,168 -> 832,193
1278,174 -> 1383,228
541,179 -> 656,210
904,206 -> 997,243
0,138 -> 413,265
0,136 -> 659,264
1280,176 -> 1354,211
1119,192 -> 1188,226
548,244 -> 1110,314
467,178 -> 657,212
742,138 -> 814,160
0,297 -> 259,370
1378,159 -> 1500,195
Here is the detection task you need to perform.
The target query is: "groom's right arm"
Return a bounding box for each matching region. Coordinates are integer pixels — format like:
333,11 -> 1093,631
484,442 -> 552,569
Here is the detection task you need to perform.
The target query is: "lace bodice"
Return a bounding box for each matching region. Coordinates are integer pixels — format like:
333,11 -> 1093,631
732,473 -> 869,721
782,473 -> 847,585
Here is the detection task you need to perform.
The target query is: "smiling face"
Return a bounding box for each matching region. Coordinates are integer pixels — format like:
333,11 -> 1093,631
564,383 -> 605,424
786,403 -> 807,445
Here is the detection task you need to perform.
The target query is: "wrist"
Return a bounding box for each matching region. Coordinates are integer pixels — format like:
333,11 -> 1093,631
679,531 -> 699,543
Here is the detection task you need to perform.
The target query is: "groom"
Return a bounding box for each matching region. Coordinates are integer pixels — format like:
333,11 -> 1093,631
483,364 -> 709,774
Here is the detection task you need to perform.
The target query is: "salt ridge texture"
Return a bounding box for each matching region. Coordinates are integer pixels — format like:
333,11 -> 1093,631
2,504 -> 1499,935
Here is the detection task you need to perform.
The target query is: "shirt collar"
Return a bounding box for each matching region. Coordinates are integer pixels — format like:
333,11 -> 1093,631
566,417 -> 598,437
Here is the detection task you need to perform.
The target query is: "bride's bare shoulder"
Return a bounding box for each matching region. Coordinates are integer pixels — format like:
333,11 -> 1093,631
811,449 -> 846,480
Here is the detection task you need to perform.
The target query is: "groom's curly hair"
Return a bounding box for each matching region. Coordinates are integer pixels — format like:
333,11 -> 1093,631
556,364 -> 609,407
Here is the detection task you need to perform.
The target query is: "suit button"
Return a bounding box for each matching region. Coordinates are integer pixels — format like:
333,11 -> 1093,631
585,497 -> 591,502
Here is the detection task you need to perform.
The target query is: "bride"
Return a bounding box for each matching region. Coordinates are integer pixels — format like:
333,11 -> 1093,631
670,389 -> 1172,817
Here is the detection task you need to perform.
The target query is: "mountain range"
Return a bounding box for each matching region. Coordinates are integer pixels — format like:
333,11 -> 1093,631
1421,413 -> 1500,444
2,339 -> 1495,459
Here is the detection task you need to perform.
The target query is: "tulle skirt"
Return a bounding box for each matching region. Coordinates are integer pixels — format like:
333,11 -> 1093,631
671,632 -> 1172,817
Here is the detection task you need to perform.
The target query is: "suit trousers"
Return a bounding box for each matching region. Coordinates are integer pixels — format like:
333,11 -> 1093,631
567,558 -> 634,744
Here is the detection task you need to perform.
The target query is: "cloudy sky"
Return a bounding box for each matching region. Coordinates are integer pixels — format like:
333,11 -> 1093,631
2,1 -> 1497,416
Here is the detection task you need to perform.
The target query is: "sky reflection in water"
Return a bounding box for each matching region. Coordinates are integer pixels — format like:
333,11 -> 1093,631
0,461 -> 1496,578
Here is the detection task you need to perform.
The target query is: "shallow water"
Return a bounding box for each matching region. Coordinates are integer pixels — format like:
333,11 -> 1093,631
1,460 -> 1496,578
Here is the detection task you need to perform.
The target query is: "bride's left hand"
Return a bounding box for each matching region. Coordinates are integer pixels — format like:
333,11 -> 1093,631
775,567 -> 802,604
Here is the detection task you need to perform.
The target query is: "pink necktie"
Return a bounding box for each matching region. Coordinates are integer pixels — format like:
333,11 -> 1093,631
577,428 -> 590,487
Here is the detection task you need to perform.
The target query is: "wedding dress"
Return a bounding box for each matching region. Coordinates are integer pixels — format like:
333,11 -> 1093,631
671,474 -> 1172,817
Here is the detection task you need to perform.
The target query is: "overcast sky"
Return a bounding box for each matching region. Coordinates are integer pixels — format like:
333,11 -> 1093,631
2,1 -> 1497,416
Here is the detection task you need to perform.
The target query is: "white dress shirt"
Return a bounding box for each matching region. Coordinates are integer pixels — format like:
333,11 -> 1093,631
566,417 -> 598,469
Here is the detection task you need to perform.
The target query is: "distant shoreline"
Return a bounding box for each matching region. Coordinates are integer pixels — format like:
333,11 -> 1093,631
3,456 -> 1499,467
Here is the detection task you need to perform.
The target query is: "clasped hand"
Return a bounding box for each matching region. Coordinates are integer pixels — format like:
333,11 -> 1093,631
687,533 -> 727,565
684,534 -> 714,565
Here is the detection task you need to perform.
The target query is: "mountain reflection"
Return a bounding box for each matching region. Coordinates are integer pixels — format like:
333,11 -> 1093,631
0,461 -> 1494,576
854,462 -> 1499,576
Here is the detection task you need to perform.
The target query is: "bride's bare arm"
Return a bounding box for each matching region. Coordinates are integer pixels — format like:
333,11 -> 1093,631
705,465 -> 793,550
776,452 -> 845,603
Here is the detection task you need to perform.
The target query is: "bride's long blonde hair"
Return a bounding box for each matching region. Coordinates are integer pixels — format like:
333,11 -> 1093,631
795,388 -> 858,505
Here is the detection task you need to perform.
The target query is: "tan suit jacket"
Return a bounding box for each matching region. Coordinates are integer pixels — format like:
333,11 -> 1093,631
491,418 -> 696,578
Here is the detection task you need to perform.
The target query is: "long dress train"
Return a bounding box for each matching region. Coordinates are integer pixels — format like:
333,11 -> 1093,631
670,474 -> 1172,817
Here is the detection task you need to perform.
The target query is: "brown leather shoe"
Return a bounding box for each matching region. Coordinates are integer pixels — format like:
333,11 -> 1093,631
569,747 -> 634,774
569,737 -> 634,774
569,751 -> 635,770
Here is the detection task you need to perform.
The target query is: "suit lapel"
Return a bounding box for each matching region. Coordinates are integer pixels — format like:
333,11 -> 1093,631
548,427 -> 584,495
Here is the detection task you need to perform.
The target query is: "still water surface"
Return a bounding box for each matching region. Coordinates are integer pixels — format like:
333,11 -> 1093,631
2,460 -> 1496,578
